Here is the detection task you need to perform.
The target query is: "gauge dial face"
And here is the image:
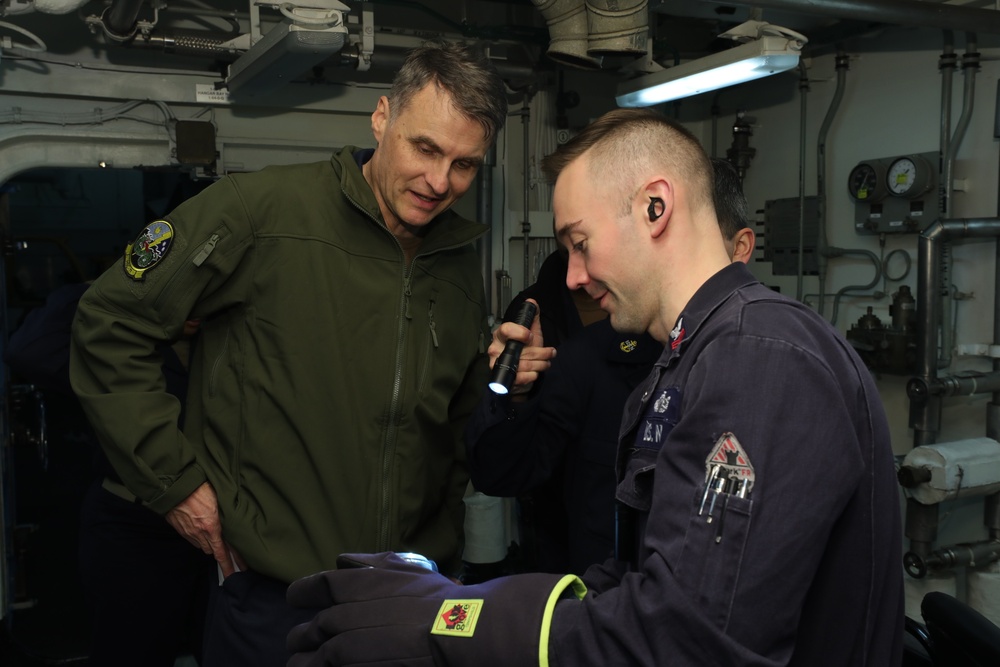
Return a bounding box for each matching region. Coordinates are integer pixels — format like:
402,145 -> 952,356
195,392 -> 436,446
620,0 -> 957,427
887,156 -> 931,198
848,162 -> 882,201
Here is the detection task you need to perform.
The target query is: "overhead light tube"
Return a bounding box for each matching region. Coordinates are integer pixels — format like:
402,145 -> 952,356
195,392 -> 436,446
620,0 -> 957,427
616,35 -> 802,107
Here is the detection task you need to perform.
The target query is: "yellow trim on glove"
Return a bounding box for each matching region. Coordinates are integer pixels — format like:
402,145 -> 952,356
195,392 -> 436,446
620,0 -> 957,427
538,574 -> 587,667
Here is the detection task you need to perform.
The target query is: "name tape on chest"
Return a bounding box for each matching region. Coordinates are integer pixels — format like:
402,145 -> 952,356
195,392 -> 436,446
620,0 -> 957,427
634,386 -> 681,450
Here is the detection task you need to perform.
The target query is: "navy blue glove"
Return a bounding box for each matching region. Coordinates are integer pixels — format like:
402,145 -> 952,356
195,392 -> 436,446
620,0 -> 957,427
286,552 -> 585,667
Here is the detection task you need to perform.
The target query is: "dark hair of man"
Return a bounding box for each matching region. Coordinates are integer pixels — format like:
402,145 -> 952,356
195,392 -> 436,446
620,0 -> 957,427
389,40 -> 508,145
539,108 -> 713,218
710,157 -> 749,241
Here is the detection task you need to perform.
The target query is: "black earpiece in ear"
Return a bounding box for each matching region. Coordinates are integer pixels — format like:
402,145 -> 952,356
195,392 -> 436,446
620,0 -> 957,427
647,197 -> 664,221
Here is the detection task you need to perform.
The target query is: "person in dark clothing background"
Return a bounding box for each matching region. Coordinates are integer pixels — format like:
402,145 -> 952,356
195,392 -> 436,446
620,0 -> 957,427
470,158 -> 755,575
5,282 -> 213,667
495,248 -> 597,573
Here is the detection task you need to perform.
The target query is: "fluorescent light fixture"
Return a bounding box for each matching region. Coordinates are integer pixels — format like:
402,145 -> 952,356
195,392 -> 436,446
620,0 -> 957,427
616,35 -> 802,107
226,20 -> 347,98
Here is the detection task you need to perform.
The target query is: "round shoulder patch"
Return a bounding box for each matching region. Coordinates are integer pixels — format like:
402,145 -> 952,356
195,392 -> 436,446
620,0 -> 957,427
124,220 -> 174,280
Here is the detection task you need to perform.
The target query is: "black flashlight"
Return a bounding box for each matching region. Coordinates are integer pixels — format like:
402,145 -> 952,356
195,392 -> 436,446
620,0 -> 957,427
488,300 -> 538,395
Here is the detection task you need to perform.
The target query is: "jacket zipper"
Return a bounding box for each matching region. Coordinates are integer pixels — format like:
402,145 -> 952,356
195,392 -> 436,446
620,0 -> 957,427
378,271 -> 412,551
418,299 -> 439,395
343,188 -> 487,554
428,299 -> 439,348
193,233 -> 220,266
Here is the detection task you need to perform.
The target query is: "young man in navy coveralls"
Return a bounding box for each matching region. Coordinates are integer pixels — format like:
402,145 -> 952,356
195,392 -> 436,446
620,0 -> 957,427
466,158 -> 756,577
284,108 -> 903,666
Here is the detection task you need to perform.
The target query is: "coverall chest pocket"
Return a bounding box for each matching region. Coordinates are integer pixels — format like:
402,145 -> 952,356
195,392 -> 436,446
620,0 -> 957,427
675,488 -> 754,631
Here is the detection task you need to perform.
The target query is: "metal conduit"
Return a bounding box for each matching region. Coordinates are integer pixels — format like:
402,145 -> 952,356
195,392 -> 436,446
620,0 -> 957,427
940,40 -> 980,369
914,218 -> 1000,446
814,54 -> 849,316
722,0 -> 1000,35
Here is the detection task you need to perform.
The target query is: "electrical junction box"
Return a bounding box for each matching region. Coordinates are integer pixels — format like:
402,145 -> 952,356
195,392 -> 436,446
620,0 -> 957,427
848,152 -> 941,234
762,196 -> 819,276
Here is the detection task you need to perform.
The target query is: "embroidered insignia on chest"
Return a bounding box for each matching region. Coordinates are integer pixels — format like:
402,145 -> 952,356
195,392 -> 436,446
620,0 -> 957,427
620,339 -> 638,353
430,599 -> 483,638
125,220 -> 174,281
704,432 -> 756,495
634,387 -> 681,450
670,317 -> 685,350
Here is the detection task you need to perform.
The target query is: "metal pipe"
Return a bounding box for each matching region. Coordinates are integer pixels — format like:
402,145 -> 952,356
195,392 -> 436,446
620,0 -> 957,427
796,62 -> 809,303
815,54 -> 849,314
339,46 -> 539,81
939,33 -> 956,218
904,538 -> 1000,579
718,0 -> 1000,36
934,371 -> 1000,397
828,246 -> 882,326
993,81 -> 1000,415
120,31 -> 241,58
939,38 -> 980,369
987,491 -> 1000,541
904,499 -> 940,569
915,218 -> 1000,446
104,0 -> 148,40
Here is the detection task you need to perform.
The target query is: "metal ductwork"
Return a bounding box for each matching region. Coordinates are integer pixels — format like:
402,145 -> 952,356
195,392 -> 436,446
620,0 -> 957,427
531,0 -> 603,70
532,0 -> 651,70
587,0 -> 649,56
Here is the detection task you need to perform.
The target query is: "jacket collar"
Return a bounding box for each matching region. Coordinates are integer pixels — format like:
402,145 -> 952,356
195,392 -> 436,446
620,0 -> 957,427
333,146 -> 488,252
662,262 -> 760,363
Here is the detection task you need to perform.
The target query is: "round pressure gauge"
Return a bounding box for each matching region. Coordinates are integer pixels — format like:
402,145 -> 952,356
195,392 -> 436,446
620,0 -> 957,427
887,155 -> 933,199
847,161 -> 887,202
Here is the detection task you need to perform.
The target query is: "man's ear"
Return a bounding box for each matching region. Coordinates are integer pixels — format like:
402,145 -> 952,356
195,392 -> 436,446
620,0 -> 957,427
371,95 -> 390,143
731,227 -> 756,264
642,179 -> 672,238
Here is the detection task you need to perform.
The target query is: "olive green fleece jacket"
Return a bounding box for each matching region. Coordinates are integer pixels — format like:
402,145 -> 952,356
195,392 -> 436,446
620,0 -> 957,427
69,146 -> 491,583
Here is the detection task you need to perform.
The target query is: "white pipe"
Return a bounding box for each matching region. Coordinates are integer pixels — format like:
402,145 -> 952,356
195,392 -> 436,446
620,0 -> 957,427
900,438 -> 1000,505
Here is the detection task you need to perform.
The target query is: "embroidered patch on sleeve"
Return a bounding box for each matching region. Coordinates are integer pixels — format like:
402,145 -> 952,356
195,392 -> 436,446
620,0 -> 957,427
705,432 -> 756,497
430,599 -> 483,638
125,220 -> 174,281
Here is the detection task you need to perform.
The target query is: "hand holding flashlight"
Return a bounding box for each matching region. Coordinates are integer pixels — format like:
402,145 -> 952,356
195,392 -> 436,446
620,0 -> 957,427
488,300 -> 539,395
